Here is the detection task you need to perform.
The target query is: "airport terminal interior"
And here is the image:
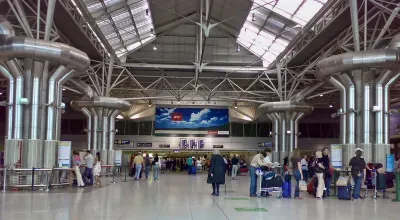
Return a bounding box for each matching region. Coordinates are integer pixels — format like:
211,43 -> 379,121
1,0 -> 400,219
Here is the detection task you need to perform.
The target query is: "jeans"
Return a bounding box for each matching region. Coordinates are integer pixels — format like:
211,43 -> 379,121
325,176 -> 331,196
352,173 -> 364,199
153,164 -> 159,180
135,164 -> 142,179
145,166 -> 150,179
232,165 -> 238,179
212,183 -> 220,194
249,166 -> 257,196
83,167 -> 93,185
294,169 -> 301,198
302,170 -> 308,182
188,165 -> 192,174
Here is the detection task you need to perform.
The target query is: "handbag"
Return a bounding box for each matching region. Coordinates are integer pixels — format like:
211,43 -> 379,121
299,180 -> 307,191
336,176 -> 350,186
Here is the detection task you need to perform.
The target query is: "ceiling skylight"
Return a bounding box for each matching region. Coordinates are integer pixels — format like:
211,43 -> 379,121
82,0 -> 155,58
237,0 -> 326,67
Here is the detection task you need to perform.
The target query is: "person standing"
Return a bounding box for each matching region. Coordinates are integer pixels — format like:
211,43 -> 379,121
207,149 -> 226,196
315,151 -> 325,199
93,152 -> 102,187
231,155 -> 239,180
144,154 -> 151,180
196,157 -> 202,172
349,148 -> 366,201
153,154 -> 159,180
72,151 -> 85,187
133,152 -> 144,180
227,157 -> 232,176
301,155 -> 308,182
249,150 -> 269,197
187,156 -> 194,175
321,147 -> 332,196
291,149 -> 304,199
201,156 -> 206,171
83,150 -> 94,185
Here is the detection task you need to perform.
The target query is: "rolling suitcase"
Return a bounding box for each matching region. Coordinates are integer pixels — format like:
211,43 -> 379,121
191,166 -> 197,174
282,181 -> 291,198
337,184 -> 351,200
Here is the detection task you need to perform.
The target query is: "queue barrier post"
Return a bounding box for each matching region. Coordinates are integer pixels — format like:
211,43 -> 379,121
2,168 -> 6,192
111,165 -> 117,184
123,161 -> 127,182
31,167 -> 35,191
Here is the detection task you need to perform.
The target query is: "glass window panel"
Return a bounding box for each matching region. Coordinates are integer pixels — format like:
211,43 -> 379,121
126,41 -> 141,51
275,0 -> 302,15
126,121 -> 139,135
275,38 -> 289,47
139,121 -> 153,135
250,45 -> 265,56
244,123 -> 257,137
257,123 -> 272,137
259,30 -> 276,40
115,120 -> 126,135
243,23 -> 260,33
254,34 -> 273,47
262,51 -> 276,62
295,0 -> 323,23
231,122 -> 244,137
270,42 -> 285,53
238,37 -> 252,48
262,60 -> 270,67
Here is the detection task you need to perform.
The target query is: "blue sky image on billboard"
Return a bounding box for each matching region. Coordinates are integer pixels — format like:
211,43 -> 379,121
155,107 -> 229,130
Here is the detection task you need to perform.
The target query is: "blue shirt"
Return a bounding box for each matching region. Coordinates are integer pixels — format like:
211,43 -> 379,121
187,157 -> 193,166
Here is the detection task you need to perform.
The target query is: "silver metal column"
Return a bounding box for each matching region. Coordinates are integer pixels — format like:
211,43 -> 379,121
329,76 -> 347,145
101,109 -> 109,165
108,110 -> 119,165
82,107 -> 92,150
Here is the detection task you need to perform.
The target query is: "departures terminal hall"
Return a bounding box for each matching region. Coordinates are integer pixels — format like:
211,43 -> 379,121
1,0 -> 400,219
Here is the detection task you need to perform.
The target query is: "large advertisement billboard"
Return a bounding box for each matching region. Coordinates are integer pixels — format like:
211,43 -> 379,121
155,107 -> 229,136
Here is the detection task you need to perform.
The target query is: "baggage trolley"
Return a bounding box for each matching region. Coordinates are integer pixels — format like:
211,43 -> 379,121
371,168 -> 389,199
256,166 -> 283,198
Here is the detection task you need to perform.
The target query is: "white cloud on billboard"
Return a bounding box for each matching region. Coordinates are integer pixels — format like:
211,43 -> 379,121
190,108 -> 210,122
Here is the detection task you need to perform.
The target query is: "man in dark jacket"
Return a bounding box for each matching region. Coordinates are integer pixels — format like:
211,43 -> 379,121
321,147 -> 331,196
207,149 -> 226,196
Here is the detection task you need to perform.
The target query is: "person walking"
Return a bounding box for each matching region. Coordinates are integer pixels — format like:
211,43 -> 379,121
144,154 -> 151,180
196,157 -> 202,173
83,150 -> 94,185
93,152 -> 102,187
207,149 -> 226,196
249,150 -> 269,197
133,152 -> 144,180
231,155 -> 239,180
314,151 -> 325,199
153,153 -> 160,180
72,151 -> 85,187
321,147 -> 332,196
187,156 -> 194,175
349,148 -> 366,201
227,157 -> 232,176
291,149 -> 304,199
301,155 -> 308,182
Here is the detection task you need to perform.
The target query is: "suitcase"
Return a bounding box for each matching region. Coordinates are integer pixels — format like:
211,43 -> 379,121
337,184 -> 351,200
376,173 -> 386,190
266,175 -> 283,188
282,181 -> 291,198
191,166 -> 197,174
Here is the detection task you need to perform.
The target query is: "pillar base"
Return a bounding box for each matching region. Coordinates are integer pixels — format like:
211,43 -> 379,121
360,143 -> 372,164
25,139 -> 41,168
279,151 -> 288,165
342,144 -> 356,168
4,139 -> 23,168
107,150 -> 115,165
373,144 -> 390,166
44,140 -> 57,168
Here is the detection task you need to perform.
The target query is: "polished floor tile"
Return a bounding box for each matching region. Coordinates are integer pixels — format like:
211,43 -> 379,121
0,172 -> 398,220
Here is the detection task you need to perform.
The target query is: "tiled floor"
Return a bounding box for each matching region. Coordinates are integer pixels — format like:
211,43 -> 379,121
0,172 -> 398,220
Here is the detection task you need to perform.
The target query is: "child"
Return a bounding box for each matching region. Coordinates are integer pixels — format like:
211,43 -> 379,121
93,152 -> 102,187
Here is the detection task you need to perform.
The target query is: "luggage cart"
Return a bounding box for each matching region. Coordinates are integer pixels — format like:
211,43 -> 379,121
371,169 -> 389,199
256,166 -> 283,198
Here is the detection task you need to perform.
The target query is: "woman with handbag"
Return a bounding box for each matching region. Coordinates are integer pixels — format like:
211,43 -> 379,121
207,149 -> 225,196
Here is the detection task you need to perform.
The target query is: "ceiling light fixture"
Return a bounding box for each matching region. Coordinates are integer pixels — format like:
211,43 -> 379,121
62,88 -> 66,91
177,101 -> 180,104
252,13 -> 256,21
0,92 -> 3,95
234,102 -> 238,109
148,101 -> 152,107
153,45 -> 157,51
329,104 -> 333,108
320,94 -> 323,97
237,44 -> 240,52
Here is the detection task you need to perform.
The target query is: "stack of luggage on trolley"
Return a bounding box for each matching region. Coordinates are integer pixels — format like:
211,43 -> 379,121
257,163 -> 290,198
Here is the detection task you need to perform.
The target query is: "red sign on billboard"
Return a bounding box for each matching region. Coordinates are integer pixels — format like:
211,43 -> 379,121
208,130 -> 218,135
172,113 -> 182,121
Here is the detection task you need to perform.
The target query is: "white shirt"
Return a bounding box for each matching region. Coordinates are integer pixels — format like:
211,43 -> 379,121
301,158 -> 308,170
196,160 -> 202,167
84,154 -> 94,168
263,156 -> 271,164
